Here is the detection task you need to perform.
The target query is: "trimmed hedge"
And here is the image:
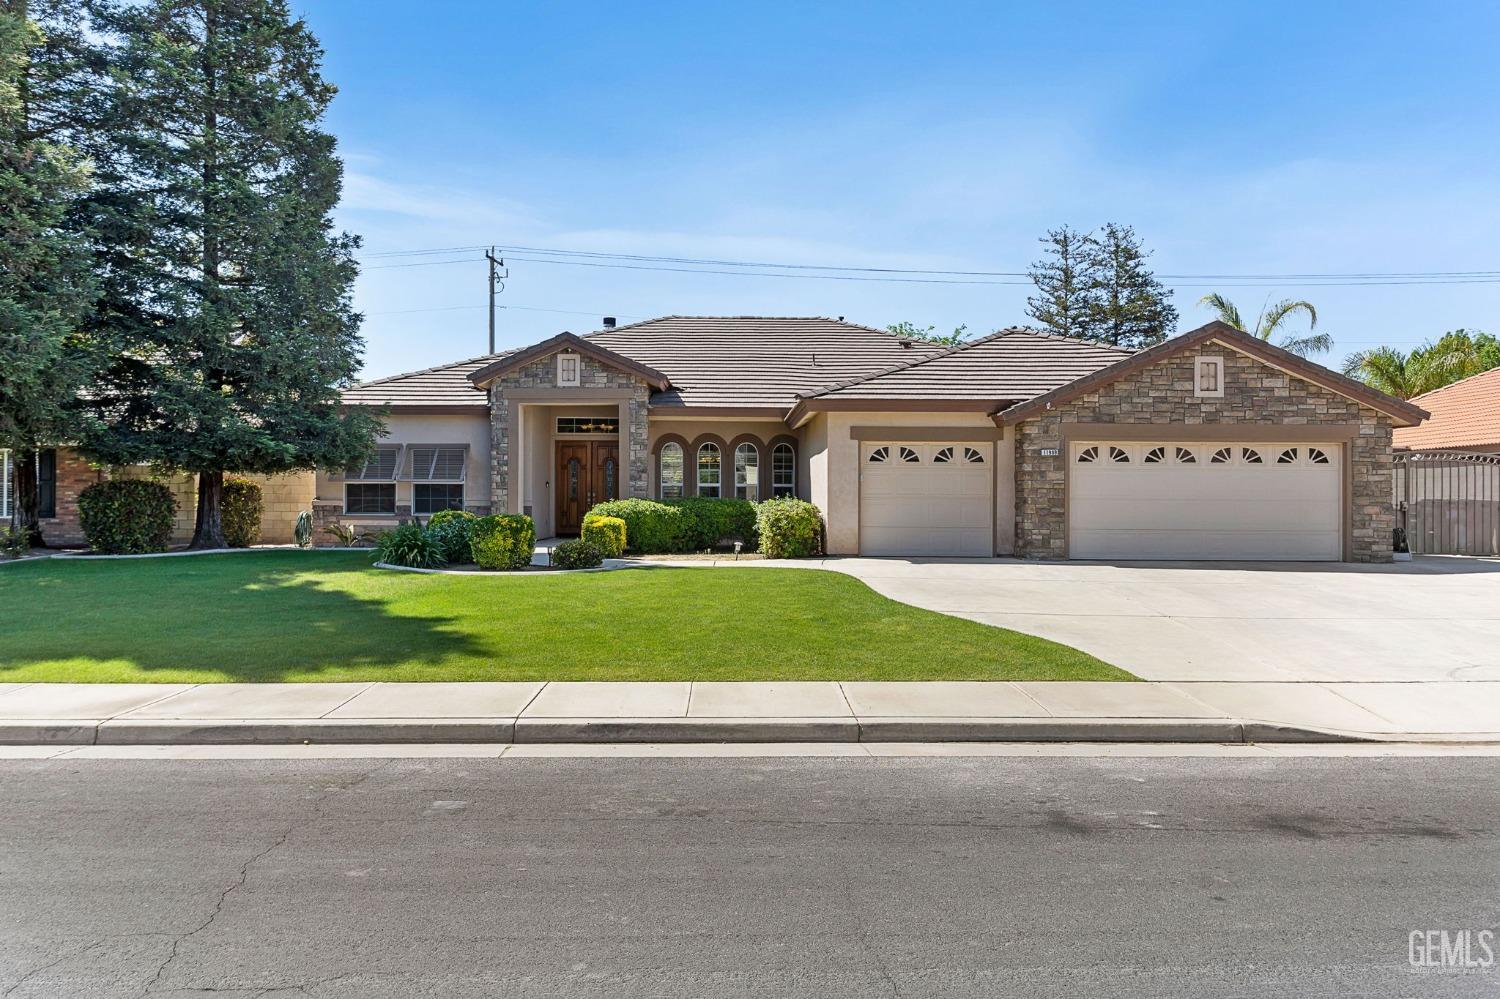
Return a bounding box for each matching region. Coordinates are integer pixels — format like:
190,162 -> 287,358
581,515 -> 626,558
552,538 -> 604,569
585,499 -> 684,554
755,498 -> 823,559
375,522 -> 447,569
426,509 -> 478,563
79,479 -> 177,554
471,513 -> 535,570
664,497 -> 757,550
221,477 -> 263,548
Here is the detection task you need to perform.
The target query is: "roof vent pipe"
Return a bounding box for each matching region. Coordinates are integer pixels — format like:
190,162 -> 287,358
602,317 -> 617,329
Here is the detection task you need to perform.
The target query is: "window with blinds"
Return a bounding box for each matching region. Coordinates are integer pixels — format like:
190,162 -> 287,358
406,446 -> 467,482
345,446 -> 401,481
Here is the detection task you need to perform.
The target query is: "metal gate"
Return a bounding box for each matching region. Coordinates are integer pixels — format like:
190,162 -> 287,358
1394,450 -> 1500,555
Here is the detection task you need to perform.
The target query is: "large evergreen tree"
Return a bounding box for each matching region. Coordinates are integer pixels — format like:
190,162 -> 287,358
1025,225 -> 1093,338
1077,223 -> 1178,349
81,0 -> 379,547
0,0 -> 96,545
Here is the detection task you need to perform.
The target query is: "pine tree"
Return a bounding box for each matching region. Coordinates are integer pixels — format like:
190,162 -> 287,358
1077,223 -> 1178,349
80,0 -> 380,548
1025,226 -> 1094,338
0,0 -> 96,545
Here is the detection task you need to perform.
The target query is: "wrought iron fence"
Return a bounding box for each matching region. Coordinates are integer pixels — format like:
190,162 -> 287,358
1394,450 -> 1500,555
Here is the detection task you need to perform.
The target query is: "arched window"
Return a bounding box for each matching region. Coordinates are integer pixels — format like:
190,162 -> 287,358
659,442 -> 684,499
697,442 -> 721,498
734,443 -> 760,501
772,442 -> 795,497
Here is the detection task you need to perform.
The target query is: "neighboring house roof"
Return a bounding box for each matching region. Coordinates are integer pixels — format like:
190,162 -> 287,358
468,331 -> 672,391
798,328 -> 1132,403
994,321 -> 1430,427
1394,366 -> 1500,452
584,315 -> 949,410
342,353 -> 507,411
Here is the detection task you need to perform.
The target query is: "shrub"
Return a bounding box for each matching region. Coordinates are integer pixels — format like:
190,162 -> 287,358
221,477 -> 263,548
322,522 -> 362,547
78,479 -> 177,554
586,498 -> 685,554
426,509 -> 478,563
581,515 -> 626,558
374,522 -> 447,569
665,497 -> 757,550
293,511 -> 314,548
756,498 -> 823,559
0,525 -> 30,559
471,513 -> 535,570
552,538 -> 604,569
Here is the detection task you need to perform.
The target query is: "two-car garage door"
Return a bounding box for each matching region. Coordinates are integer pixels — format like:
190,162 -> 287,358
1069,441 -> 1342,561
860,443 -> 992,556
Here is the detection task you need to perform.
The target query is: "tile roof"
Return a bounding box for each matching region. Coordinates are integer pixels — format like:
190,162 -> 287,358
800,328 -> 1132,401
342,353 -> 506,409
584,316 -> 949,408
1394,366 -> 1500,452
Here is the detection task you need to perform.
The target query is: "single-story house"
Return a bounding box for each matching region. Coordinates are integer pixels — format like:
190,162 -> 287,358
1390,366 -> 1500,556
318,316 -> 1428,563
1394,366 -> 1500,455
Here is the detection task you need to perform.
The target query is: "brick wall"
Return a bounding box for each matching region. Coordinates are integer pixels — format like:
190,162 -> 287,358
38,449 -> 105,546
489,352 -> 651,511
1013,348 -> 1396,562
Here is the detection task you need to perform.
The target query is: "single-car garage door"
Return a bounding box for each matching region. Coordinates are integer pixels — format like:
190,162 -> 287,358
860,443 -> 992,556
1069,441 -> 1342,561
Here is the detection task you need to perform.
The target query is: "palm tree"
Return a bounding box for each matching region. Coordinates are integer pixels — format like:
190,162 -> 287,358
1198,294 -> 1333,357
1341,336 -> 1489,399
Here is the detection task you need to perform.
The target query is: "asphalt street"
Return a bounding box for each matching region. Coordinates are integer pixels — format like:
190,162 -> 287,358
0,754 -> 1496,997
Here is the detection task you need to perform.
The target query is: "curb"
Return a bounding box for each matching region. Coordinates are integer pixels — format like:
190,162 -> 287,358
0,717 -> 1370,747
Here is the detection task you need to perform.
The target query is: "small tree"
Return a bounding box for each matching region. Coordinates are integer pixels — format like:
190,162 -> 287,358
1025,225 -> 1094,338
77,0 -> 380,548
886,321 -> 970,347
1077,223 -> 1178,349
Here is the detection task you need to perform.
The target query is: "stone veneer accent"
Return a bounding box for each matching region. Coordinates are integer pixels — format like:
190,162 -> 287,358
489,351 -> 651,512
1013,348 -> 1396,562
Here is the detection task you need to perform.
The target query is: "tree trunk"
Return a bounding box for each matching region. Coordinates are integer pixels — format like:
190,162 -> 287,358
11,449 -> 42,548
190,470 -> 227,549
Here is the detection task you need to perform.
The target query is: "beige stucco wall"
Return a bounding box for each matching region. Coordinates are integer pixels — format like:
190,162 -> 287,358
800,410 -> 1013,556
116,467 -> 316,544
313,412 -> 492,516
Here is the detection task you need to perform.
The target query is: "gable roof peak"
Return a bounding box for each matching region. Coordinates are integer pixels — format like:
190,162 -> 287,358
467,329 -> 671,390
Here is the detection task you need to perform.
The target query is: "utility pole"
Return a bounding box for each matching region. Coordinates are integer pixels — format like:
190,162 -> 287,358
485,247 -> 507,354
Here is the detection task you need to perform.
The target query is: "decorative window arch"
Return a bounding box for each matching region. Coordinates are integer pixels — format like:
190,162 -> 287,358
963,447 -> 985,464
899,446 -> 920,463
734,442 -> 760,501
772,441 -> 796,497
1308,447 -> 1330,464
1241,447 -> 1264,464
1175,447 -> 1197,464
1144,446 -> 1166,464
1211,447 -> 1233,464
1077,446 -> 1099,463
1277,448 -> 1299,464
653,434 -> 690,500
933,446 -> 954,464
867,446 -> 889,464
1108,446 -> 1130,463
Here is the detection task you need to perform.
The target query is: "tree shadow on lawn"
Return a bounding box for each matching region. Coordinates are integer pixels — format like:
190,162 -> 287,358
0,553 -> 489,682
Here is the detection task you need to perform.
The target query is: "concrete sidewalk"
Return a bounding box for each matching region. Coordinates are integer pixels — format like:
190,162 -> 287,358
0,680 -> 1495,746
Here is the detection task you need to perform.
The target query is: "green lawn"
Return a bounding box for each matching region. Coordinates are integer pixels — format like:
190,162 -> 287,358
0,552 -> 1133,683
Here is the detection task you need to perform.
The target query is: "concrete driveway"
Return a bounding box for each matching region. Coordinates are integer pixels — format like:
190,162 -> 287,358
831,556 -> 1500,682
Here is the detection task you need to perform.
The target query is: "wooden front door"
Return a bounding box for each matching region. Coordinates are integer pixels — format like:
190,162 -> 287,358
556,442 -> 620,535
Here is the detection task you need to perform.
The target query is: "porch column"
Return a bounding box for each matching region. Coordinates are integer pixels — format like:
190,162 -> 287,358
623,395 -> 649,498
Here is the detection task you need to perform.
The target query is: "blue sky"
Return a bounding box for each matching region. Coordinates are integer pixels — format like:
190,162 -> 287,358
302,1 -> 1500,380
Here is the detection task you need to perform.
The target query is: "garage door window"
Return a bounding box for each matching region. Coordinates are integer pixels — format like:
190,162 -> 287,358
933,447 -> 954,463
1144,446 -> 1166,464
963,447 -> 984,464
1277,448 -> 1298,464
1175,447 -> 1197,464
1108,446 -> 1130,463
1308,447 -> 1330,464
1211,447 -> 1232,464
1077,446 -> 1099,463
899,446 -> 920,463
868,446 -> 889,463
1241,447 -> 1264,464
